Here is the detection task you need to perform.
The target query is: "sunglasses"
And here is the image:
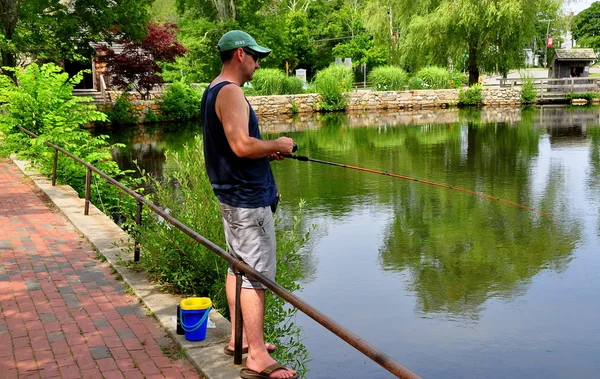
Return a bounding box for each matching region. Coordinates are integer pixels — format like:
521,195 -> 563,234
242,48 -> 259,63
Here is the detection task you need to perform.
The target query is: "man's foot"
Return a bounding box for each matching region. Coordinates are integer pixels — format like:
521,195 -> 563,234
241,353 -> 297,379
224,342 -> 277,356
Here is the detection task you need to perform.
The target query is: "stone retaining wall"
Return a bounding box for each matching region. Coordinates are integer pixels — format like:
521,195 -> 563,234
248,88 -> 521,115
100,88 -> 522,122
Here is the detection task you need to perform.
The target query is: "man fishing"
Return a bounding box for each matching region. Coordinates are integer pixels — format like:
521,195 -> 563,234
200,30 -> 298,379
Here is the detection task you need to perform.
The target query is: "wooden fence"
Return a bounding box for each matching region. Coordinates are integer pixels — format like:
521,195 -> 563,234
496,77 -> 600,100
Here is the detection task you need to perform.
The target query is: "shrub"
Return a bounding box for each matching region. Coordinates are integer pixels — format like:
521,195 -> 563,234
312,65 -> 353,111
105,93 -> 138,125
565,91 -> 599,102
407,77 -> 425,90
159,81 -> 202,121
415,66 -> 452,89
252,69 -> 286,95
458,84 -> 484,106
249,69 -> 304,96
520,74 -> 538,104
0,63 -> 140,220
368,65 -> 409,91
282,76 -> 305,95
144,109 -> 160,123
450,71 -> 469,88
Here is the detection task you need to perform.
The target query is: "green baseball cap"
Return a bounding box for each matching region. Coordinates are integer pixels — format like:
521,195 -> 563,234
217,30 -> 271,58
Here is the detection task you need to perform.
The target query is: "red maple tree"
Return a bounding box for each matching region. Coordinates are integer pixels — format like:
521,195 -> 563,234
98,23 -> 187,100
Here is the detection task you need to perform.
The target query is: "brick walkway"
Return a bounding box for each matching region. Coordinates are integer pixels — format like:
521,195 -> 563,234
0,159 -> 202,379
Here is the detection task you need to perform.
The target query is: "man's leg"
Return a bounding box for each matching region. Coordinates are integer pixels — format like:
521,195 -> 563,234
226,272 -> 239,349
242,288 -> 296,379
225,273 -> 276,352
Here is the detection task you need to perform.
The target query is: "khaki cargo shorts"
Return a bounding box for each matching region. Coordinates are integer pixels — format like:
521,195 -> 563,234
220,202 -> 276,289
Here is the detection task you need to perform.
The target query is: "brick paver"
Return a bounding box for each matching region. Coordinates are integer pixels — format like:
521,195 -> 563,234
0,160 -> 202,378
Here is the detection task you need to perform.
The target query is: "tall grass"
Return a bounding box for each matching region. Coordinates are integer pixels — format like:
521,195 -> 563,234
415,66 -> 452,89
368,65 -> 409,91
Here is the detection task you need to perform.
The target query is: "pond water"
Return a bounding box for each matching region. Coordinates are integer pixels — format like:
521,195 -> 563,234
93,107 -> 600,378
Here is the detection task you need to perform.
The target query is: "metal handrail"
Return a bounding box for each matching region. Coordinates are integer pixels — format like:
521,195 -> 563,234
17,125 -> 421,379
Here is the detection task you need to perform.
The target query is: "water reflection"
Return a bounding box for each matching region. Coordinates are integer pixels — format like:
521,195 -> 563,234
91,107 -> 600,378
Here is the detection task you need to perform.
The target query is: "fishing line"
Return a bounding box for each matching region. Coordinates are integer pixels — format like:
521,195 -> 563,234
284,149 -> 558,221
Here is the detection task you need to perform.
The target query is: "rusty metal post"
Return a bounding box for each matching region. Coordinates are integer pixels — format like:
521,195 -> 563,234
234,270 -> 244,365
84,168 -> 91,215
52,149 -> 58,186
134,200 -> 142,262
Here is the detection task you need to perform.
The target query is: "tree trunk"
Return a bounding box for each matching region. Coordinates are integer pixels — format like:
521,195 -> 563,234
0,0 -> 19,72
468,43 -> 479,86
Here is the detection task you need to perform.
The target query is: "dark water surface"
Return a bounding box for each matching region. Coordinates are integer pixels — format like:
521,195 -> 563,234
93,107 -> 600,378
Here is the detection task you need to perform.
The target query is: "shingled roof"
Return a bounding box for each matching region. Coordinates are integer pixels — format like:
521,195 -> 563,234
554,48 -> 597,60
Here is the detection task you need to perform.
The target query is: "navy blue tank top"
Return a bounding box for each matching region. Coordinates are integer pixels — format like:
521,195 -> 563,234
200,81 -> 277,208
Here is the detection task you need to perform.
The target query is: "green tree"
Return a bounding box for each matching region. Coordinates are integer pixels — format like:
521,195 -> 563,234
572,2 -> 600,50
364,0 -> 563,83
0,0 -> 151,71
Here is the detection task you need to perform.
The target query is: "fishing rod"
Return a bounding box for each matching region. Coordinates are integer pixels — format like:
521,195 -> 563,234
284,145 -> 558,221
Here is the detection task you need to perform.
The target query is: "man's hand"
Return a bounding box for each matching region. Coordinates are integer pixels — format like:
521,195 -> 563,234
275,137 -> 295,155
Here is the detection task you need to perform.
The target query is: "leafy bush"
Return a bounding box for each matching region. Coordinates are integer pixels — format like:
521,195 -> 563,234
520,74 -> 538,104
368,65 -> 409,91
283,76 -> 305,95
105,93 -> 138,125
312,65 -> 353,111
130,136 -> 311,369
159,81 -> 202,121
407,77 -> 425,90
144,109 -> 160,123
415,66 -> 452,89
458,84 -> 484,106
450,71 -> 469,88
0,63 -> 139,220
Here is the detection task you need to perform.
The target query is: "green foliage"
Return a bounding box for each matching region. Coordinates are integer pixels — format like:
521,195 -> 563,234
0,63 -> 140,220
250,69 -> 305,96
450,71 -> 469,88
159,81 -> 202,121
520,74 -> 538,104
363,0 -> 563,82
312,65 -> 353,111
131,136 -> 311,373
104,93 -> 138,125
331,34 -> 388,68
565,92 -> 599,102
572,2 -> 600,50
251,69 -> 285,96
458,85 -> 484,107
415,66 -> 452,89
283,76 -> 305,95
0,0 -> 151,69
407,77 -> 425,90
368,65 -> 408,91
144,109 -> 160,124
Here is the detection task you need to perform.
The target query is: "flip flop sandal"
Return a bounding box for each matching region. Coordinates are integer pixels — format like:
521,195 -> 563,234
240,363 -> 299,379
223,344 -> 276,356
224,346 -> 248,356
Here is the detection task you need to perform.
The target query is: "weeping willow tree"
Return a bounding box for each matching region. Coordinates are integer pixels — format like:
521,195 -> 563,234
364,0 -> 565,84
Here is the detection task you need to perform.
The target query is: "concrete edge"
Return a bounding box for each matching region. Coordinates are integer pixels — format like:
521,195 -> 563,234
10,157 -> 243,379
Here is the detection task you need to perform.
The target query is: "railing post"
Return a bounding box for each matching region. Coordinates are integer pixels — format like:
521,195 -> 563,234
52,149 -> 58,186
134,200 -> 142,262
84,168 -> 91,215
234,270 -> 244,365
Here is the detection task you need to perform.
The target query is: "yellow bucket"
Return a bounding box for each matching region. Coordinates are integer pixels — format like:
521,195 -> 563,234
180,297 -> 212,311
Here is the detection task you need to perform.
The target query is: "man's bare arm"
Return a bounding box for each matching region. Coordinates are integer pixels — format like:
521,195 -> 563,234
216,84 -> 294,159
